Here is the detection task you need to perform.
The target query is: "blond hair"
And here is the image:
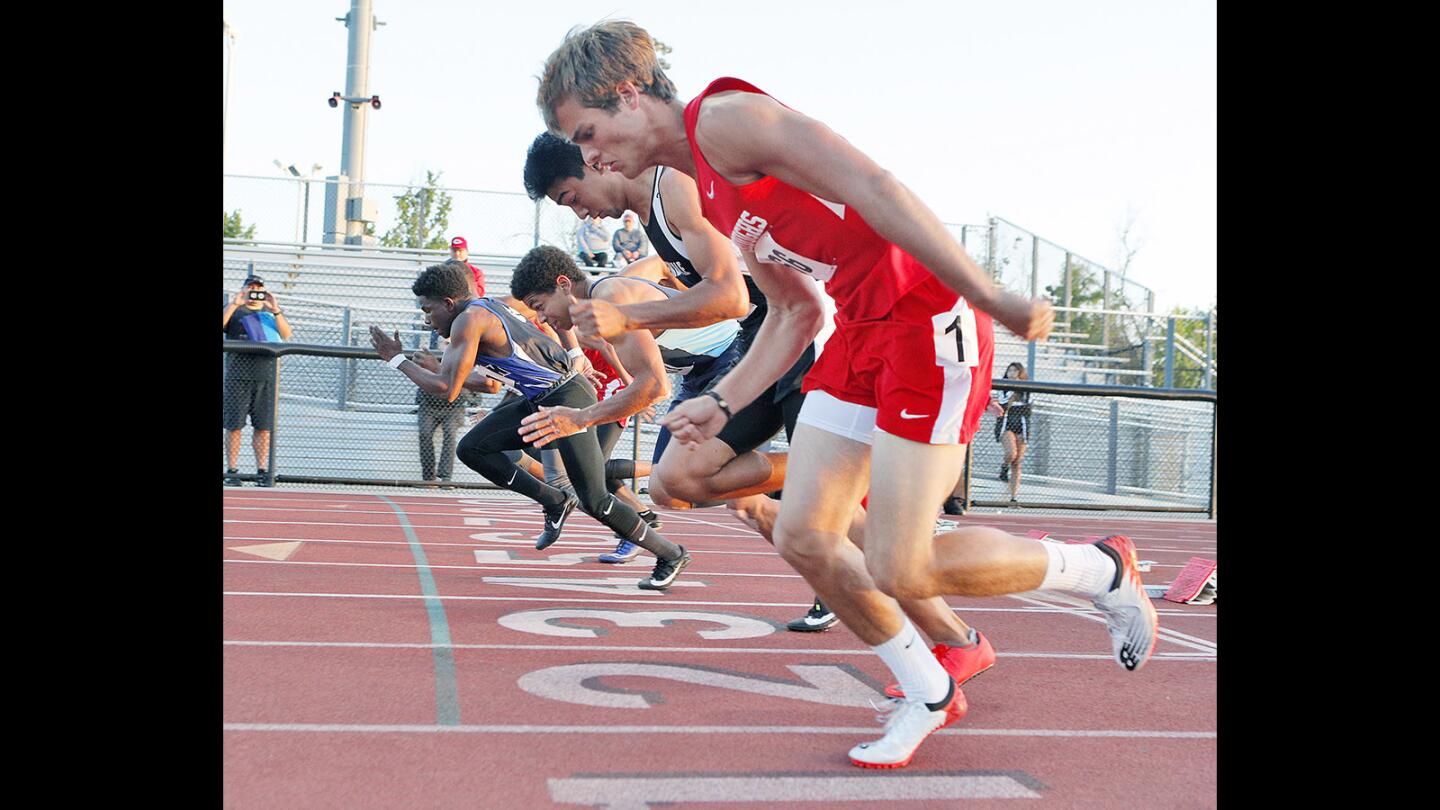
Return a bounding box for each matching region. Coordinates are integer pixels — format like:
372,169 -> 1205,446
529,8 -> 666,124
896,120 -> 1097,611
538,21 -> 677,134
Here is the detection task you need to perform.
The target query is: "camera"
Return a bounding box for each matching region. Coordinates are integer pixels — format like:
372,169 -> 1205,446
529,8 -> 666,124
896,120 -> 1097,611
247,290 -> 268,301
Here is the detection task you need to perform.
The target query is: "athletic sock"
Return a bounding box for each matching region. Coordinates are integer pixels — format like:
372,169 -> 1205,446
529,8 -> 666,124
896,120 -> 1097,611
1038,541 -> 1118,597
871,618 -> 950,704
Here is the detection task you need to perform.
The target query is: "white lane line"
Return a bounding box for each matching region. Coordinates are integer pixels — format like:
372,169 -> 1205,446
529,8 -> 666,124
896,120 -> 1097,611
222,590 -> 1214,618
222,535 -> 798,555
223,640 -> 1216,661
223,558 -> 804,579
549,774 -> 1043,805
221,722 -> 1215,738
223,522 -> 756,539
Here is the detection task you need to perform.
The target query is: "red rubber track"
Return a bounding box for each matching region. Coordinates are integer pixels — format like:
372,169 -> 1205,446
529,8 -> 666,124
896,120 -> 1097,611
224,490 -> 1216,808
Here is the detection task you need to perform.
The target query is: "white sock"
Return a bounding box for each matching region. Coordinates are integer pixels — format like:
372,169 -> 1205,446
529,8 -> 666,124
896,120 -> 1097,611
871,618 -> 950,704
1038,542 -> 1117,597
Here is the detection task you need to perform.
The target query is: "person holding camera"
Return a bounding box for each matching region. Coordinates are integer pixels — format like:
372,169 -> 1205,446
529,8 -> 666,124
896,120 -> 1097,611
223,275 -> 292,486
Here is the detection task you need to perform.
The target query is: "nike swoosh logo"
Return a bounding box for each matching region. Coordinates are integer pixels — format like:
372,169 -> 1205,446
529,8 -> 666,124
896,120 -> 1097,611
602,501 -> 613,515
506,470 -> 518,485
706,181 -> 715,199
899,409 -> 931,419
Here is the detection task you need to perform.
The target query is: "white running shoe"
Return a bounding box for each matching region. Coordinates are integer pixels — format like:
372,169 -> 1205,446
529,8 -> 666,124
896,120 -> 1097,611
848,679 -> 966,769
1091,535 -> 1160,671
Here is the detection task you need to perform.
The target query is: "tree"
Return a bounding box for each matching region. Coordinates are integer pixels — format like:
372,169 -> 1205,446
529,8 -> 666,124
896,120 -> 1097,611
224,209 -> 256,240
1150,305 -> 1218,389
653,38 -> 673,70
380,170 -> 453,250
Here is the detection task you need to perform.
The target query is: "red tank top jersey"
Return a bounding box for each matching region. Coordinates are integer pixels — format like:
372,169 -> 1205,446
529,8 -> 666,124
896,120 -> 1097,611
582,346 -> 631,427
683,77 -> 957,324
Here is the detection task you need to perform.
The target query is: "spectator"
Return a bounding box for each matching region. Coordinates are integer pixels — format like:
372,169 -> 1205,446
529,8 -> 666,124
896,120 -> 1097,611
410,346 -> 473,485
450,236 -> 486,296
991,361 -> 1034,504
576,215 -> 611,269
223,275 -> 292,486
610,211 -> 649,266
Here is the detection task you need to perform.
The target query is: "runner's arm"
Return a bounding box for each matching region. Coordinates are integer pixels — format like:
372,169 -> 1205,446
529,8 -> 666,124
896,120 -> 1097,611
696,93 -> 1051,341
571,169 -> 748,339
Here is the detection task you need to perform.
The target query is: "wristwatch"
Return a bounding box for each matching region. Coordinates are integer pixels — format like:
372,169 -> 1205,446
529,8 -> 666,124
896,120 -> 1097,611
701,390 -> 733,419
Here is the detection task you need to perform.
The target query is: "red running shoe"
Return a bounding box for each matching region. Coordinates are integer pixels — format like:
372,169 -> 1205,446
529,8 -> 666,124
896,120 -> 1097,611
884,631 -> 996,699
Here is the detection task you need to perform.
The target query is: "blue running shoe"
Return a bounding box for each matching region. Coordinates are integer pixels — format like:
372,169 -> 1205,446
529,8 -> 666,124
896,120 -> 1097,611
599,539 -> 640,564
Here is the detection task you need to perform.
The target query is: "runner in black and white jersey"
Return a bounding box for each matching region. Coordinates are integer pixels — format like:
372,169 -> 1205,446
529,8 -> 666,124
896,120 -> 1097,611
522,134 -> 993,647
369,261 -> 692,590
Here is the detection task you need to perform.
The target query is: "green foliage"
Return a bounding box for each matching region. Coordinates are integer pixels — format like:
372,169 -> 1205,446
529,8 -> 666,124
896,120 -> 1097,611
1150,306 -> 1217,389
224,209 -> 256,240
380,171 -> 453,250
653,38 -> 673,70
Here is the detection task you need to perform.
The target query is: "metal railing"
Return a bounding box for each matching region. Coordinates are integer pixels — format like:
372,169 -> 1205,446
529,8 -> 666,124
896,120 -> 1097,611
223,343 -> 1215,517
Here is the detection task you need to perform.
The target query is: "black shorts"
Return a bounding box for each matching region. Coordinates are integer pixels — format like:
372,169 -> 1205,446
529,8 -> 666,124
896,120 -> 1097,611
223,375 -> 276,431
995,413 -> 1029,443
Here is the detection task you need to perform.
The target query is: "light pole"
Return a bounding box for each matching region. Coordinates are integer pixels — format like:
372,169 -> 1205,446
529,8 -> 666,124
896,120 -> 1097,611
223,21 -> 236,167
273,161 -> 326,244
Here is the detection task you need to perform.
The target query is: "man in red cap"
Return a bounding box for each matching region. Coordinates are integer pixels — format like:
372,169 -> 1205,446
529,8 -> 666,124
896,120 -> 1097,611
449,236 -> 486,297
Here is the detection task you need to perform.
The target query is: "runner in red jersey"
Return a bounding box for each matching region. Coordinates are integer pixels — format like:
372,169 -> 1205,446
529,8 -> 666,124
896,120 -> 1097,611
540,21 -> 1158,769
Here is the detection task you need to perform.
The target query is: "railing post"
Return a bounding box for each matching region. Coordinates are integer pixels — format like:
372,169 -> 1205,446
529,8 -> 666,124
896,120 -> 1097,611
1107,400 -> 1119,495
533,198 -> 542,249
267,349 -> 280,486
338,306 -> 353,410
1027,340 -> 1037,381
1164,316 -> 1176,388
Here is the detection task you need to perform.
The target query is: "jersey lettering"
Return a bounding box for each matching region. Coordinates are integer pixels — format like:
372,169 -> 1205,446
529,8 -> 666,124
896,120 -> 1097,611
755,232 -> 838,281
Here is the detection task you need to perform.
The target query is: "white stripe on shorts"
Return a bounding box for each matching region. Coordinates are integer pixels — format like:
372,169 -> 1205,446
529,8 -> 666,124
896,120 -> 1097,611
930,299 -> 979,445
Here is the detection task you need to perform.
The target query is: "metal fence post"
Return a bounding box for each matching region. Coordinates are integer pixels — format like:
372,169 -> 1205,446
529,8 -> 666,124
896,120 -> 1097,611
338,306 -> 353,410
961,442 -> 973,510
1107,400 -> 1119,495
1208,401 -> 1217,519
1204,309 -> 1214,389
1063,253 -> 1073,310
1142,291 -> 1155,385
267,350 -> 280,486
1102,269 -> 1112,348
1027,340 -> 1037,381
986,218 -> 998,281
630,416 -> 640,492
1164,316 -> 1176,388
1030,236 -> 1040,299
533,199 -> 542,249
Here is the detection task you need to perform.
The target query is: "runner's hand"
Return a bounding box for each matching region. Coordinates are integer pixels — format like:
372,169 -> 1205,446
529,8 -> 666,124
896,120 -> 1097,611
660,395 -> 728,445
570,298 -> 631,342
992,293 -> 1055,342
369,326 -> 404,361
519,406 -> 587,448
411,350 -> 441,372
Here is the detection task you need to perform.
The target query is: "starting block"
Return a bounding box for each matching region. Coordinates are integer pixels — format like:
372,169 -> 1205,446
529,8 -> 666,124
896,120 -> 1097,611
1159,557 -> 1217,605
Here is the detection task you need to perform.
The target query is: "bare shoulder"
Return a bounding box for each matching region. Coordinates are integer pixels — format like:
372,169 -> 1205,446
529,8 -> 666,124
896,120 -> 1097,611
695,91 -> 783,182
593,273 -> 666,305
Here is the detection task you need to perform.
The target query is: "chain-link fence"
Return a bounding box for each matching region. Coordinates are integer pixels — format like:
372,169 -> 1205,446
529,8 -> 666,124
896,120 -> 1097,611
222,341 -> 676,490
962,379 -> 1215,515
222,343 -> 1215,516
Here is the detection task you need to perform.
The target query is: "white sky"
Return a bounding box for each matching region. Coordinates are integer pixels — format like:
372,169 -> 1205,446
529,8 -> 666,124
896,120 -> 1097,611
223,0 -> 1216,311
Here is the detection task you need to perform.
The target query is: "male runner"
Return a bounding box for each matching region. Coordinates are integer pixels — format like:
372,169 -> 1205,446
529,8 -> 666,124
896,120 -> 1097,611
539,21 -> 1156,768
525,132 -> 992,655
370,260 -> 691,590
